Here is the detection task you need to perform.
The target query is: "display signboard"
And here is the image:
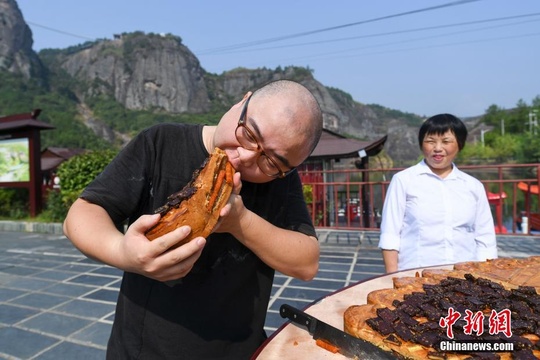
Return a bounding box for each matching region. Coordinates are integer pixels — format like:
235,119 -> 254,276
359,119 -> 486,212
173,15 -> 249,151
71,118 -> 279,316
0,137 -> 30,182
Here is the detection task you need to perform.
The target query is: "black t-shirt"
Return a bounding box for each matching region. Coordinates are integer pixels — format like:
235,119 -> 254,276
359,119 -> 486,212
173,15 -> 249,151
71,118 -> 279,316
80,123 -> 316,359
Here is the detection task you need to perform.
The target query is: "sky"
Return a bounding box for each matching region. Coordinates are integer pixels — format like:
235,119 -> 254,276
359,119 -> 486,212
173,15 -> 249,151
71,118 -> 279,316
14,0 -> 540,118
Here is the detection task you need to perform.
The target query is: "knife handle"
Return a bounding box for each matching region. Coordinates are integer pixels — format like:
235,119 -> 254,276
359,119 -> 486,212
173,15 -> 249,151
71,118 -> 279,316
280,303 -> 396,359
280,304 -> 315,334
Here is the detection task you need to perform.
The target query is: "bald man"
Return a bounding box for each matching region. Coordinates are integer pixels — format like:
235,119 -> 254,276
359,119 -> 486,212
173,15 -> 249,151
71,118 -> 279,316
64,80 -> 323,359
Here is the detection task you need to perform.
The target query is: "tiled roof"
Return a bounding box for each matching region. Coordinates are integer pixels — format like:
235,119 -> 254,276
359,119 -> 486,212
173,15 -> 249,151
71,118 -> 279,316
0,109 -> 55,132
309,128 -> 387,160
41,147 -> 87,171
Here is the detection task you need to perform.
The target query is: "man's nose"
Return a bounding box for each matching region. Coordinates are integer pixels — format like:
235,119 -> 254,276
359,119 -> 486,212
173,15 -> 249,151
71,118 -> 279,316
237,146 -> 259,166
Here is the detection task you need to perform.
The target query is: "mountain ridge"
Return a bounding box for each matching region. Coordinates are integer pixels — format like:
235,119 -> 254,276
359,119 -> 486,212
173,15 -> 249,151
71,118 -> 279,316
1,0 -> 485,166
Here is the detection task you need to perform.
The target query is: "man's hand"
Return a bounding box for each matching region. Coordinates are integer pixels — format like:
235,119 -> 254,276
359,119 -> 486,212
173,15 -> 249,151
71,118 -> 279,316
121,214 -> 206,282
213,172 -> 251,236
64,199 -> 206,283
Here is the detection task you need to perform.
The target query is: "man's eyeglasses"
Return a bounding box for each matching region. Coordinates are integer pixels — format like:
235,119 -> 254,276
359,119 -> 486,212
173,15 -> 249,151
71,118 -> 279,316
235,96 -> 294,178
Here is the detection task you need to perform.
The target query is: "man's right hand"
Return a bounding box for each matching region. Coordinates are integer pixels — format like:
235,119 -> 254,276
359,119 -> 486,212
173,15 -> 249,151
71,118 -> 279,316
121,214 -> 206,282
63,199 -> 206,283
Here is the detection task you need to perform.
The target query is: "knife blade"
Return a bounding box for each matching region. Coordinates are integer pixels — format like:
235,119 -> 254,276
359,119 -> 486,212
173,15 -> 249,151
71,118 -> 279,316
280,304 -> 396,359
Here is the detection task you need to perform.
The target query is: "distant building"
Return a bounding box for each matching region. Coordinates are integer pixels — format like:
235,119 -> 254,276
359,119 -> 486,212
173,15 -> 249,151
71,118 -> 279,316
41,147 -> 86,190
298,128 -> 387,227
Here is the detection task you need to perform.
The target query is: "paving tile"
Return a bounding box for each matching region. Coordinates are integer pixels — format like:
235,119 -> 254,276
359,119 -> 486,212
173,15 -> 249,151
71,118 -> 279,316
0,265 -> 43,276
356,255 -> 385,263
34,254 -> 81,263
42,282 -> 94,297
268,298 -> 312,313
279,287 -> 330,302
263,310 -> 288,330
350,273 -> 381,283
91,266 -> 123,277
33,269 -> 79,281
9,292 -> 70,310
0,303 -> 39,325
70,322 -> 112,348
68,273 -> 118,287
79,257 -> 103,266
0,327 -> 59,359
353,264 -> 385,272
0,287 -> 25,301
55,263 -> 101,273
2,276 -> 55,291
320,252 -> 355,259
2,256 -> 35,266
54,299 -> 116,319
272,275 -> 288,285
103,313 -> 115,322
19,312 -> 92,337
0,272 -> 19,286
0,264 -> 15,272
318,262 -> 352,272
26,260 -> 65,269
35,340 -> 106,360
289,278 -> 345,290
107,279 -> 122,289
83,288 -> 119,303
315,269 -> 351,280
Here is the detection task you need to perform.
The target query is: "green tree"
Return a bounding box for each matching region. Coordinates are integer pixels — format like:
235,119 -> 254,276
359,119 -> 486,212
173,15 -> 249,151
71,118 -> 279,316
458,141 -> 496,164
482,104 -> 505,133
491,134 -> 521,162
520,133 -> 540,163
512,99 -> 530,133
532,95 -> 540,108
55,149 -> 118,210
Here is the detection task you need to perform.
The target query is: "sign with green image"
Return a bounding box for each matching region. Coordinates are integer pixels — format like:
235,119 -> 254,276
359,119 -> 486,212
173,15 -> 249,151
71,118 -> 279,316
0,138 -> 30,182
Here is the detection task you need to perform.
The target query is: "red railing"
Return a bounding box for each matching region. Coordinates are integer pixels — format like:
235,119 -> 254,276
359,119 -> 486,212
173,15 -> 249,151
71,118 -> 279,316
299,163 -> 540,235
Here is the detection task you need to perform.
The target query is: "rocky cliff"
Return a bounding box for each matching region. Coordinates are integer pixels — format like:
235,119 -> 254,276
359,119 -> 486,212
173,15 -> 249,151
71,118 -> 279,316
211,66 -> 373,136
57,32 -> 210,114
0,0 -> 43,79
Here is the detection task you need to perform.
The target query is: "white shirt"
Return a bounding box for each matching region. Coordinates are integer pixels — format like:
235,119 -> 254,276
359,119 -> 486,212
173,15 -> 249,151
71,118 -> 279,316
379,160 -> 497,271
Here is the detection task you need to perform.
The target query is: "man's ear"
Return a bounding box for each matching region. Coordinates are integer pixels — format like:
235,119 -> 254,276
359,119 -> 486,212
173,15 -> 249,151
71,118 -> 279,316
230,91 -> 252,111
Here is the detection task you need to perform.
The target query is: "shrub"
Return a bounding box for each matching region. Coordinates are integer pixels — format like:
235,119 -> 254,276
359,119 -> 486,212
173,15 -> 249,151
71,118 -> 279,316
0,188 -> 29,219
303,184 -> 313,204
54,149 -> 118,211
40,189 -> 68,222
